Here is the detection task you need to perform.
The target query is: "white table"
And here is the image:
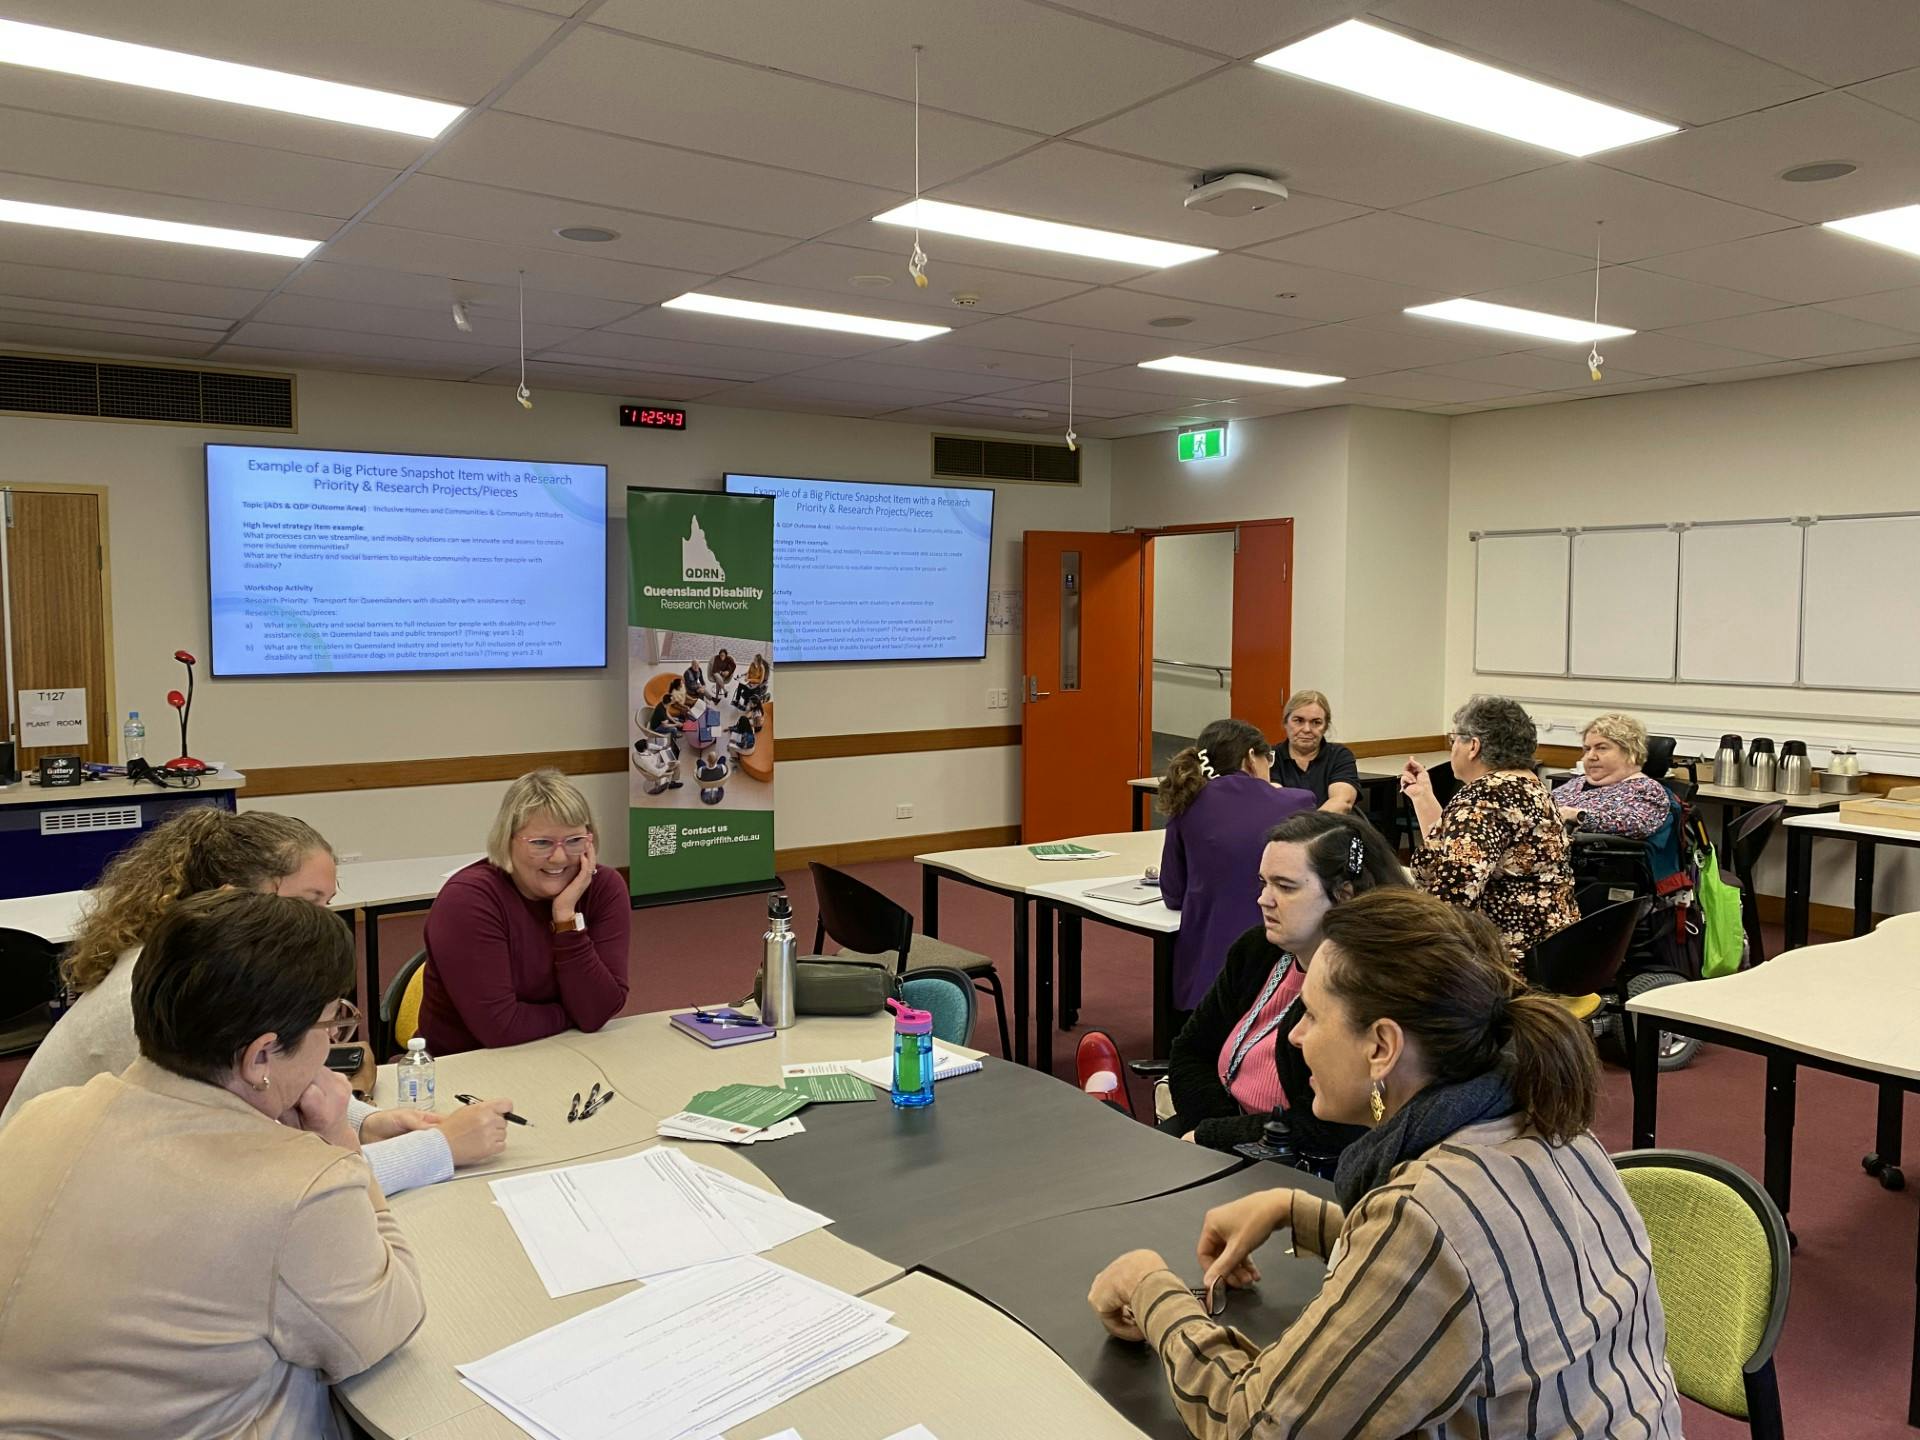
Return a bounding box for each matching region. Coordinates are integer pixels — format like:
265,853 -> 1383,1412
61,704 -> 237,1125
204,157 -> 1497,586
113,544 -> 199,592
916,831 -> 1163,1067
1028,874 -> 1180,1070
0,889 -> 87,944
1782,811 -> 1920,951
1628,912 -> 1920,1426
332,854 -> 481,1047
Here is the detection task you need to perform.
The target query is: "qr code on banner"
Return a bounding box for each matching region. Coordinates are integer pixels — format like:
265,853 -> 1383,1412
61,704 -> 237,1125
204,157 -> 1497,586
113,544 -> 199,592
646,824 -> 678,858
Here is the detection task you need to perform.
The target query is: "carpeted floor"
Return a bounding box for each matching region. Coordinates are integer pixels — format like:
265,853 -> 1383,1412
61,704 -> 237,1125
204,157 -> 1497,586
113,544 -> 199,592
3,855 -> 1913,1436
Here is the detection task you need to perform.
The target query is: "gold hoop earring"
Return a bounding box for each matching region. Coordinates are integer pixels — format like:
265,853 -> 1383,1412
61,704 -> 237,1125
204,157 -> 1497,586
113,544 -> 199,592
1368,1080 -> 1386,1125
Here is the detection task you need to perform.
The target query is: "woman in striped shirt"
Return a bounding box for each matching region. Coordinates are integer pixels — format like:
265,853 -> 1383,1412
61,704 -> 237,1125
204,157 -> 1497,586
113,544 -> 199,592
1090,888 -> 1682,1439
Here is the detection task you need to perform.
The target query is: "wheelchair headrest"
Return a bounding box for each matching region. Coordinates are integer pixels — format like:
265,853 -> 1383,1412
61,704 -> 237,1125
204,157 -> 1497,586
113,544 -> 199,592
1642,734 -> 1676,781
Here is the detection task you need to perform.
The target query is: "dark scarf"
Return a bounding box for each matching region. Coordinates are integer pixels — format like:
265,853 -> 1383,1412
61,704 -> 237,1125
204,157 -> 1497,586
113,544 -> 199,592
1333,1067 -> 1518,1211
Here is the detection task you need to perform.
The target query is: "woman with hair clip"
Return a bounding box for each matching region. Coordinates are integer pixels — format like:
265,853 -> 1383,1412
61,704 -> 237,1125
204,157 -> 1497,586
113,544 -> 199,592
0,809 -> 511,1192
1160,812 -> 1406,1166
1090,888 -> 1681,1438
1158,719 -> 1316,1011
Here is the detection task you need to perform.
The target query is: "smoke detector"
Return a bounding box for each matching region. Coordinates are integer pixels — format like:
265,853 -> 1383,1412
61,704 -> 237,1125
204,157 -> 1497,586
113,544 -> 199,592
1184,171 -> 1290,217
950,292 -> 982,308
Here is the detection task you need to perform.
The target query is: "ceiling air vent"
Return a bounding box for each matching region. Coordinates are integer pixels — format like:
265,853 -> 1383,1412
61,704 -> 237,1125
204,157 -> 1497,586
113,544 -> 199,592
0,352 -> 296,429
931,434 -> 1080,485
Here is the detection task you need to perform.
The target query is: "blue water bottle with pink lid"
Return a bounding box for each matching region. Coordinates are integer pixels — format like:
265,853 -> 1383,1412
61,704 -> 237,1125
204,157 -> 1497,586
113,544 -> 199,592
886,997 -> 935,1108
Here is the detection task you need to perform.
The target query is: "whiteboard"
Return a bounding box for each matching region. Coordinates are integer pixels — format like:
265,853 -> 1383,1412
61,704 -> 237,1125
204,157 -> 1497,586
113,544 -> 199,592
1677,522 -> 1802,685
1802,515 -> 1920,692
1474,532 -> 1568,676
1569,528 -> 1677,680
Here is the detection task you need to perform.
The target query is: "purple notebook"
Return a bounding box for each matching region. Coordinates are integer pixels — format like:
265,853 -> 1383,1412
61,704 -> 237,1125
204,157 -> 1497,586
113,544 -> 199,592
669,1010 -> 775,1048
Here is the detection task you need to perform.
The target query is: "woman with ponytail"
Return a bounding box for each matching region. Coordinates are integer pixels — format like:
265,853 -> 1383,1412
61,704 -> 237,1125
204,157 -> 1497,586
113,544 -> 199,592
1158,719 -> 1315,1010
1091,888 -> 1681,1438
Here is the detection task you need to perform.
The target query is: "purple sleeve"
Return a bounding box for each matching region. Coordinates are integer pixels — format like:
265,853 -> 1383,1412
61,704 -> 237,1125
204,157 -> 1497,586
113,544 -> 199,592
1159,817 -> 1188,911
550,866 -> 632,1033
1574,776 -> 1671,839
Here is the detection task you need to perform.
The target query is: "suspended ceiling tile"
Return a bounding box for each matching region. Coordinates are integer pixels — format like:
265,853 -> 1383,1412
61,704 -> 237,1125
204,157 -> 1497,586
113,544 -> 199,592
0,295 -> 230,332
0,108 -> 400,220
920,315 -> 1172,364
0,259 -> 268,319
283,263 -> 643,329
550,329 -> 831,377
1120,253 -> 1442,323
498,29 -> 1036,189
1635,225 -> 1920,306
249,293 -> 582,352
0,307 -> 227,344
212,346 -> 495,382
955,383 -> 1147,419
864,339 -> 1102,384
1372,0 -> 1817,126
1251,213 -> 1588,295
365,174 -> 794,274
0,324 -> 216,358
1677,359 -> 1822,383
0,169 -> 338,242
1663,305 -> 1920,359
1013,288 -> 1312,347
588,0 -> 1221,134
1473,264 -> 1781,329
0,225 -> 301,289
1074,67 -> 1555,210
989,378 -> 1224,413
424,113 -> 901,238
1222,321 -> 1521,375
1560,329 -> 1776,376
936,141 -> 1366,250
603,302 -> 924,360
1036,1 -> 1372,58
1341,369 -> 1528,403
1595,91 -> 1920,224
1423,351 -> 1646,391
484,362 -> 743,399
734,244 -> 1092,316
218,322 -> 525,368
1805,343 -> 1920,369
1620,0 -> 1920,87
1849,65 -> 1920,123
1400,162 -> 1795,263
318,224 -> 710,305
877,406 -> 1064,433
1817,286 -> 1920,334
810,220 -> 1156,286
790,357 -> 1047,398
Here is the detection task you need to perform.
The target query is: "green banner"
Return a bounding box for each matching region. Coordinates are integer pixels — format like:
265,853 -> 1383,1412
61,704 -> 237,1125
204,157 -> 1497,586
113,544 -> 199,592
626,488 -> 775,900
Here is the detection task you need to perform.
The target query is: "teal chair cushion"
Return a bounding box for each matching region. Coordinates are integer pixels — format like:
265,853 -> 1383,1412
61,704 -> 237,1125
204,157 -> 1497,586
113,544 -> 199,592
899,967 -> 975,1047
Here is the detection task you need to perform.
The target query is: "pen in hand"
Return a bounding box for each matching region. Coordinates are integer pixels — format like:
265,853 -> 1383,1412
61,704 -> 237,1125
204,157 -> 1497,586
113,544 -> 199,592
455,1092 -> 531,1126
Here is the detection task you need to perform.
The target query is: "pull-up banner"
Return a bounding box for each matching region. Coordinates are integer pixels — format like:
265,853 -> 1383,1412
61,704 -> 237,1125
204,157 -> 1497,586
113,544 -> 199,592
626,487 -> 776,903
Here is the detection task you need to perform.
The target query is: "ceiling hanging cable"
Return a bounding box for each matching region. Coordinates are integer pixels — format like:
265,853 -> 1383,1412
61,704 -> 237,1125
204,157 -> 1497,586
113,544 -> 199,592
1064,346 -> 1078,452
908,45 -> 928,288
516,268 -> 533,410
1588,222 -> 1606,382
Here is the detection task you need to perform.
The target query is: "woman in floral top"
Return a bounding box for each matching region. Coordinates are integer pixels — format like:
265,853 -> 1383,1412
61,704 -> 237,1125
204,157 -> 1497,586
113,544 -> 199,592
1401,695 -> 1579,964
1553,712 -> 1673,838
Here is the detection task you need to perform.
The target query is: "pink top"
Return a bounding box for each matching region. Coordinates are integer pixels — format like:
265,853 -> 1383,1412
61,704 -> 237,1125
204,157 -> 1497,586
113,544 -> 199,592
1219,960 -> 1305,1117
418,860 -> 631,1054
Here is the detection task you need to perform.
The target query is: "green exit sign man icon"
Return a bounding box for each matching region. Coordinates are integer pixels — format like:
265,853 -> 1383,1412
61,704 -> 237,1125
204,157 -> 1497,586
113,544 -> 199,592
1177,426 -> 1226,462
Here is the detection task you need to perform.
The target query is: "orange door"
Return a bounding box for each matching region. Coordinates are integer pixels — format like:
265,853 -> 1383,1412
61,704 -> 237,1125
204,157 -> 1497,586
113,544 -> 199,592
1022,531 -> 1146,841
1229,520 -> 1293,742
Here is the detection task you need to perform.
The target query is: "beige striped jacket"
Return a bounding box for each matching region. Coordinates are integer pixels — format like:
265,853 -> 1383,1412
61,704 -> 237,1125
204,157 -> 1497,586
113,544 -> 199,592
1135,1116 -> 1684,1439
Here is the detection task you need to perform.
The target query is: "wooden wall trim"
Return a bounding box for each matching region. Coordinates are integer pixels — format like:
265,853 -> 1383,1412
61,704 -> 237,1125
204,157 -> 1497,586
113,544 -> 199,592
243,726 -> 1025,799
774,825 -> 1020,872
1346,735 -> 1446,759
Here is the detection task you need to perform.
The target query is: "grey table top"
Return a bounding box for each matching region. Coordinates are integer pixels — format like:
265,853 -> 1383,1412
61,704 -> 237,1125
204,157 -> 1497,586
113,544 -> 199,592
744,1058 -> 1243,1268
918,1162 -> 1336,1440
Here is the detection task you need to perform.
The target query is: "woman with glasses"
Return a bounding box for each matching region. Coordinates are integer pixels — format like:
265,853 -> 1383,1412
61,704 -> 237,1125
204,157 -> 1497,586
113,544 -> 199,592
0,809 -> 506,1192
0,890 -> 427,1438
418,768 -> 630,1054
1401,695 -> 1579,965
1157,719 -> 1316,1012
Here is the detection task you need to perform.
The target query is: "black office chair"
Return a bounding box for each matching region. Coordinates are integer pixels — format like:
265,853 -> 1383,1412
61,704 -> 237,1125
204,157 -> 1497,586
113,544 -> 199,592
0,927 -> 63,1056
807,862 -> 1011,1058
1523,896 -> 1648,1032
1643,734 -> 1677,783
1727,802 -> 1785,967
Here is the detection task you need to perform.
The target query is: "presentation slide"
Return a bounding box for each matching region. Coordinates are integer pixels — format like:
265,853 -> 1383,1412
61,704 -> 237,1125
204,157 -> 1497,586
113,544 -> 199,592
207,445 -> 607,676
724,474 -> 993,662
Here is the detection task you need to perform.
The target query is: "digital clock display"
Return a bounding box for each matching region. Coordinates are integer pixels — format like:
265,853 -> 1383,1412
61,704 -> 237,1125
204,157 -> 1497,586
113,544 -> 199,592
619,404 -> 688,430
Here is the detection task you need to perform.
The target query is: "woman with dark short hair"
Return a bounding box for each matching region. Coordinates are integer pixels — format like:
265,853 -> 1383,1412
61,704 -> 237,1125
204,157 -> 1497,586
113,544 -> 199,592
1090,888 -> 1681,1438
1401,694 -> 1579,964
0,890 -> 426,1439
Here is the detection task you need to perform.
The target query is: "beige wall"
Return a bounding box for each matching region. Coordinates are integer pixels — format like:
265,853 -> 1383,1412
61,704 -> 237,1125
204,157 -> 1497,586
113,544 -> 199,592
1445,358 -> 1920,914
0,365 -> 1111,861
1150,530 -> 1235,741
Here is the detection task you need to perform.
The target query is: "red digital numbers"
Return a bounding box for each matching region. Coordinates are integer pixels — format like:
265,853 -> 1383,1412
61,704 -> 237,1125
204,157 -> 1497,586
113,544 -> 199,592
619,405 -> 687,430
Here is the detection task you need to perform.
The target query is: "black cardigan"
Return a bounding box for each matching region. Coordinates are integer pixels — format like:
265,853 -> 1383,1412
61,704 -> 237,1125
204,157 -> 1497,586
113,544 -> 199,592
1166,924 -> 1369,1157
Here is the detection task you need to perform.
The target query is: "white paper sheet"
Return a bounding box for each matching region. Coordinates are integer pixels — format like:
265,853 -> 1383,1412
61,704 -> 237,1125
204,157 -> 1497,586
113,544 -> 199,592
459,1256 -> 905,1440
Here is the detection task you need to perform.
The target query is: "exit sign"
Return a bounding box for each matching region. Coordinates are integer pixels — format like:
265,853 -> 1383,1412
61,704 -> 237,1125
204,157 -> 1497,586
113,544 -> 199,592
1177,426 -> 1226,462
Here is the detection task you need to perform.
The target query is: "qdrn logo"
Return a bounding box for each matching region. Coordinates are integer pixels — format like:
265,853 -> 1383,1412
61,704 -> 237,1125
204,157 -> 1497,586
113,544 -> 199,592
682,515 -> 726,583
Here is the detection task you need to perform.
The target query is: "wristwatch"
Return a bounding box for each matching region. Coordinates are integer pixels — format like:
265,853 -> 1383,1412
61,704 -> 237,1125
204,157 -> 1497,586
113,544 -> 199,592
552,912 -> 587,935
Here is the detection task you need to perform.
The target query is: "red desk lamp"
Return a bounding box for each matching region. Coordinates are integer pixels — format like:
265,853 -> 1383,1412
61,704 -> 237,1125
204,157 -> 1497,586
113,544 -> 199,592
164,649 -> 209,774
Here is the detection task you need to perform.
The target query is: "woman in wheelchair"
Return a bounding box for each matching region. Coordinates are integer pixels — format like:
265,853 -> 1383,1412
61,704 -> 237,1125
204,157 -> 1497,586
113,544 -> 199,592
1554,712 -> 1671,838
1158,812 -> 1406,1171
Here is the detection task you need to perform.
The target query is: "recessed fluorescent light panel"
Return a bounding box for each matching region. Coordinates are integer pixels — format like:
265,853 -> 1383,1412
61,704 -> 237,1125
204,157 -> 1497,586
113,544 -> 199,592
0,18 -> 463,137
874,199 -> 1214,268
662,292 -> 949,341
1139,356 -> 1344,388
1824,205 -> 1920,259
1256,21 -> 1677,157
1405,299 -> 1634,343
0,198 -> 318,258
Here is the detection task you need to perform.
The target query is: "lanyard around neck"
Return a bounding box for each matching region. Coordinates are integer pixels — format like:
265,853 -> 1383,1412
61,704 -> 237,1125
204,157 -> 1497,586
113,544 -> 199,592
1224,953 -> 1295,1082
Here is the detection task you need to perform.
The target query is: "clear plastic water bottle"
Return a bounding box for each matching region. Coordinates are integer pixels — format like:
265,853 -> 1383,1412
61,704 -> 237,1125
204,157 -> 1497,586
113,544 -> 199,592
886,998 -> 935,1109
122,711 -> 144,764
396,1036 -> 436,1110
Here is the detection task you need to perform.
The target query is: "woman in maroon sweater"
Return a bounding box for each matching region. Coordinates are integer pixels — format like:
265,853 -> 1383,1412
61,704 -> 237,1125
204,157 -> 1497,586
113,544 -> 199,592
419,769 -> 631,1054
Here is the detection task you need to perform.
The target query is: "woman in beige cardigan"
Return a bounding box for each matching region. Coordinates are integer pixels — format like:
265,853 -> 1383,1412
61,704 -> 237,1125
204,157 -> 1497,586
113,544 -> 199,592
0,890 -> 425,1440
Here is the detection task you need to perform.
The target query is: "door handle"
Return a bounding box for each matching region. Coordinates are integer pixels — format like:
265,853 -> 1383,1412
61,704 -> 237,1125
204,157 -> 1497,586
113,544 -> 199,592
1025,675 -> 1051,703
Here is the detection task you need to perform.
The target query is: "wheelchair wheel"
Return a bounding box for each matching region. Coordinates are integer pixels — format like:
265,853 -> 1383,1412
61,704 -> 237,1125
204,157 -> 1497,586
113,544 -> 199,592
1624,971 -> 1701,1071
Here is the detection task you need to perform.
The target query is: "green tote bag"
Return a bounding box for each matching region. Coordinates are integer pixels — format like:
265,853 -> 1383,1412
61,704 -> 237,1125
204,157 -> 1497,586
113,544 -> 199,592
1696,845 -> 1745,979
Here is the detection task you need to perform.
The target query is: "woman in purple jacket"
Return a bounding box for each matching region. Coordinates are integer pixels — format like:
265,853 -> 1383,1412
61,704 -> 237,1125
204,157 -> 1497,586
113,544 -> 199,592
1159,719 -> 1317,1013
